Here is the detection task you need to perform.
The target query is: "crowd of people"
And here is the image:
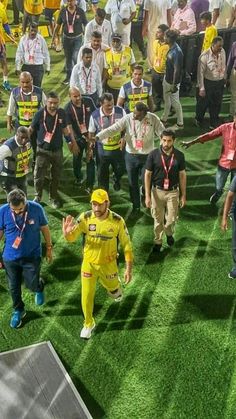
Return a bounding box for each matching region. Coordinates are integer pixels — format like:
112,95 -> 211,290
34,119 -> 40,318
0,0 -> 236,339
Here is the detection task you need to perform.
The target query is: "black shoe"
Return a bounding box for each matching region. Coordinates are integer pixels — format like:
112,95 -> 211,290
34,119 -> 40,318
166,235 -> 175,246
113,180 -> 121,191
152,244 -> 162,253
130,207 -> 141,218
209,192 -> 220,204
63,78 -> 69,85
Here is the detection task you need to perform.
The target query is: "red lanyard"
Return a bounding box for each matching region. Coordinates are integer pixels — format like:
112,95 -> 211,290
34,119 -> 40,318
66,9 -> 76,29
71,103 -> 86,127
43,109 -> 58,135
82,66 -> 92,92
26,37 -> 38,57
161,153 -> 174,178
100,110 -> 115,129
11,210 -> 28,238
132,118 -> 147,139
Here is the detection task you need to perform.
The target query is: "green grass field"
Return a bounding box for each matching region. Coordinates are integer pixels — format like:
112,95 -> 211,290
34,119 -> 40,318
0,6 -> 236,419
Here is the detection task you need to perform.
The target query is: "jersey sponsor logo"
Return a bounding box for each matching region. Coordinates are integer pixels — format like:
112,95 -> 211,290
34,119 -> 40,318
28,219 -> 35,224
89,224 -> 96,231
94,234 -> 112,241
82,271 -> 92,278
108,228 -> 114,232
106,272 -> 118,279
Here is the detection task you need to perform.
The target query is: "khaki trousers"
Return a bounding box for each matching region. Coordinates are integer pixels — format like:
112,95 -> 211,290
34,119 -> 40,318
151,187 -> 179,244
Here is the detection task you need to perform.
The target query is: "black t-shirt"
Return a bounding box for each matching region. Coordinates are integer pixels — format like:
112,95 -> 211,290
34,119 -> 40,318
145,146 -> 185,189
57,6 -> 87,37
31,107 -> 67,151
64,97 -> 96,140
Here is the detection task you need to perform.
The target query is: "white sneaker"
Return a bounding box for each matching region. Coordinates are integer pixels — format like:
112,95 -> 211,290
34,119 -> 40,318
80,323 -> 95,339
108,288 -> 123,302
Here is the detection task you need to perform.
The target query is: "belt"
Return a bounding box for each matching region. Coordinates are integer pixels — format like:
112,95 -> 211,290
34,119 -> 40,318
154,185 -> 179,191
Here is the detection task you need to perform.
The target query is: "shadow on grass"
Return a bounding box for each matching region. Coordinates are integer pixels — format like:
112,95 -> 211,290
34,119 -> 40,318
181,294 -> 236,321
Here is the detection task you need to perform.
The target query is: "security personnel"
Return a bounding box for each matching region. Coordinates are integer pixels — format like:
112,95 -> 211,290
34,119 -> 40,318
0,126 -> 32,195
145,129 -> 186,253
89,92 -> 126,192
117,64 -> 154,113
64,86 -> 97,191
131,0 -> 146,59
7,71 -> 47,168
104,33 -> 136,103
62,188 -> 133,339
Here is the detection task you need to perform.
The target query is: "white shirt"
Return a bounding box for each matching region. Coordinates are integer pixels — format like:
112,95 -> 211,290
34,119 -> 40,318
105,0 -> 136,36
89,107 -> 126,142
144,0 -> 171,32
70,62 -> 103,97
60,0 -> 86,12
77,43 -> 109,75
84,18 -> 112,46
118,79 -> 152,98
209,0 -> 233,28
97,112 -> 164,154
15,34 -> 50,71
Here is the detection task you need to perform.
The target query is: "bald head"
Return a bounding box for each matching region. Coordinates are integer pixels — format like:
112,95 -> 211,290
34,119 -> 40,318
69,86 -> 82,107
19,71 -> 33,92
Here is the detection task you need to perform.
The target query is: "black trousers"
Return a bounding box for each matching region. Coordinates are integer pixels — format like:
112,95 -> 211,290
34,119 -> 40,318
151,70 -> 164,109
131,22 -> 145,56
97,147 -> 125,191
21,64 -> 44,87
195,78 -> 224,126
0,175 -> 27,196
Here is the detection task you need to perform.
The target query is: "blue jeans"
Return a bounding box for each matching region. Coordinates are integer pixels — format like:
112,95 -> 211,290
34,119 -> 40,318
4,258 -> 43,311
215,166 -> 236,199
125,152 -> 148,209
62,34 -> 83,79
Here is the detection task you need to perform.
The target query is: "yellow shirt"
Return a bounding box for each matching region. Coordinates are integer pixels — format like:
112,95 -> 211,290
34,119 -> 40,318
105,46 -> 134,90
202,25 -> 218,52
0,0 -> 8,9
152,40 -> 169,74
65,210 -> 133,265
44,0 -> 60,9
24,0 -> 44,15
0,3 -> 8,45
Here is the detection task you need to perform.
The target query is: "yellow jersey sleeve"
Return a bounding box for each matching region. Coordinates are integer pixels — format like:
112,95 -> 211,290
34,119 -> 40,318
117,216 -> 133,263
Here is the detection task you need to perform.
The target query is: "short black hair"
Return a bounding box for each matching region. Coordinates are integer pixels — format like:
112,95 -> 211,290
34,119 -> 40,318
82,47 -> 93,56
7,189 -> 26,206
100,92 -> 114,103
48,91 -> 59,99
158,24 -> 169,33
200,11 -> 212,21
212,36 -> 224,45
133,64 -> 143,73
16,126 -> 29,135
29,22 -> 38,30
96,8 -> 106,18
161,129 -> 176,140
91,31 -> 102,39
135,102 -> 148,114
165,29 -> 178,43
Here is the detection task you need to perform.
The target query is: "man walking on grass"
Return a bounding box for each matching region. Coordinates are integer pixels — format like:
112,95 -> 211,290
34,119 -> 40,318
62,188 -> 133,339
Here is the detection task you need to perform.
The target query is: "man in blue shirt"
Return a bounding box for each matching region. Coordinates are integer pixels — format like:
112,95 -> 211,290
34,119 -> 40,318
0,189 -> 53,328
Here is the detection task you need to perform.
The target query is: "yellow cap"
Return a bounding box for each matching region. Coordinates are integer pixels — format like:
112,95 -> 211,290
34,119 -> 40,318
90,189 -> 109,204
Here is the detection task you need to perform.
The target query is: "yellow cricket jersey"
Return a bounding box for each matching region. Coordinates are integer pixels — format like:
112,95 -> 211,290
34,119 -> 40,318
0,3 -> 7,45
44,0 -> 60,9
0,0 -> 8,9
24,0 -> 44,15
65,210 -> 133,265
202,25 -> 218,52
152,40 -> 169,74
105,47 -> 133,89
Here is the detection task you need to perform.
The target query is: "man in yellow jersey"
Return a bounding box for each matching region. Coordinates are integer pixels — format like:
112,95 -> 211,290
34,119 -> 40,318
200,11 -> 218,52
104,33 -> 136,103
151,24 -> 169,111
23,0 -> 44,33
62,189 -> 133,339
0,1 -> 16,92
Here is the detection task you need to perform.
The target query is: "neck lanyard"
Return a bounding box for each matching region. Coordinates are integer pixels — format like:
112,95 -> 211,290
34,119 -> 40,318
100,109 -> 115,129
66,8 -> 76,28
43,109 -> 58,135
116,0 -> 121,11
11,210 -> 28,238
26,37 -> 38,59
71,103 -> 86,128
82,66 -> 92,92
161,153 -> 174,178
211,50 -> 224,76
132,117 -> 148,139
111,50 -> 123,68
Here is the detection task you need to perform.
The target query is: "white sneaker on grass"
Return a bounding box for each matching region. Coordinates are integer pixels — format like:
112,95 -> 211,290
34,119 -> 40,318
80,323 -> 95,339
107,288 -> 123,302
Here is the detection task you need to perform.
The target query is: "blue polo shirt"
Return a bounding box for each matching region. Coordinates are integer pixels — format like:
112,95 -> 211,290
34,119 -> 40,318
0,201 -> 48,261
165,42 -> 183,85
